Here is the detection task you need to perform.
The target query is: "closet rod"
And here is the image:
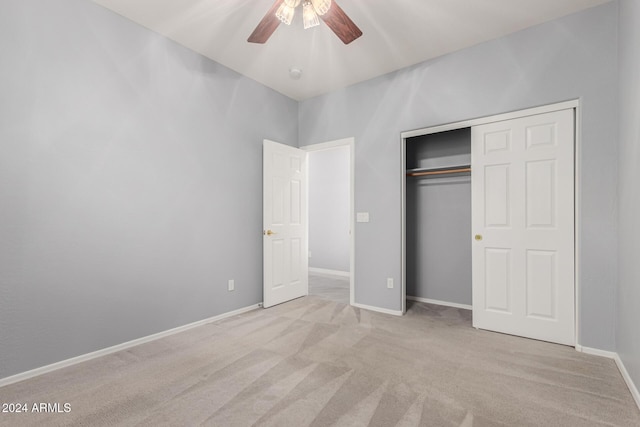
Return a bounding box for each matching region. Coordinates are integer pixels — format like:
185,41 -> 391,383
406,167 -> 471,177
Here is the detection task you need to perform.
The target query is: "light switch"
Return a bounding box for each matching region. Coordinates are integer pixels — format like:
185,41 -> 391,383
356,212 -> 370,223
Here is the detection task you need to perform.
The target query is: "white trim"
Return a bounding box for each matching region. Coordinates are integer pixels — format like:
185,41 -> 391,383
301,137 -> 353,152
573,100 -> 582,349
401,99 -> 580,139
576,345 -> 617,359
407,296 -> 472,310
0,303 -> 261,388
309,267 -> 350,277
401,132 -> 407,315
352,302 -> 403,317
575,346 -> 640,410
614,354 -> 640,410
302,137 -> 356,307
349,140 -> 355,307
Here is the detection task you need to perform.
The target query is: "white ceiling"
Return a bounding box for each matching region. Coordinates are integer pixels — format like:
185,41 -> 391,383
93,0 -> 611,101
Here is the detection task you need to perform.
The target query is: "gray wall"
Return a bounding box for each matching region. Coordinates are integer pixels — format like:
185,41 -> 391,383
299,3 -> 619,349
309,147 -> 350,272
406,176 -> 471,305
0,0 -> 297,379
406,129 -> 472,305
616,0 -> 640,394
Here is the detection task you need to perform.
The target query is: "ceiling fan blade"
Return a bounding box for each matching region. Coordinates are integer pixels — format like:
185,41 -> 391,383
320,1 -> 362,45
248,0 -> 284,44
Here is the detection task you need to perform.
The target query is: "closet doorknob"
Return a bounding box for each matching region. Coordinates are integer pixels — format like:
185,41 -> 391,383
474,234 -> 483,241
264,230 -> 277,236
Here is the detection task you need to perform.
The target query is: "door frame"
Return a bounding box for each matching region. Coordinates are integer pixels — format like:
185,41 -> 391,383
302,137 -> 356,306
400,99 -> 582,348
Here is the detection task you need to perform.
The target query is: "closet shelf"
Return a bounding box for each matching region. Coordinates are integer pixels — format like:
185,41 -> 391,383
406,165 -> 471,177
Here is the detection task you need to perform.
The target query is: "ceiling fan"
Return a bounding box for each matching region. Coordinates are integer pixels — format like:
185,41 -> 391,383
248,0 -> 362,45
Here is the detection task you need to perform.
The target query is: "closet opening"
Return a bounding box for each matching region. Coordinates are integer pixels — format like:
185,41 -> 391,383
405,128 -> 473,311
400,100 -> 578,346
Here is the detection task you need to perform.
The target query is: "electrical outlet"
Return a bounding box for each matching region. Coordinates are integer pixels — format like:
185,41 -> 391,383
387,278 -> 394,289
228,279 -> 235,291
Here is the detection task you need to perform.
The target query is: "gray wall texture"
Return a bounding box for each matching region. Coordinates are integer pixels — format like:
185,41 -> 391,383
406,129 -> 472,305
308,147 -> 350,272
299,3 -> 619,350
0,0 -> 298,379
616,0 -> 640,397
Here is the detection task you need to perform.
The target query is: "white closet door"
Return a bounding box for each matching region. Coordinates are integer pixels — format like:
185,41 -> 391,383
471,109 -> 575,345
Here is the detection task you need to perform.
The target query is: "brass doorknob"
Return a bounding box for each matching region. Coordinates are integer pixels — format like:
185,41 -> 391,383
264,230 -> 277,236
474,234 -> 483,241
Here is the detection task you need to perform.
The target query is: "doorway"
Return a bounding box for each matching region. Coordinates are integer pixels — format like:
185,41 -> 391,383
303,138 -> 355,305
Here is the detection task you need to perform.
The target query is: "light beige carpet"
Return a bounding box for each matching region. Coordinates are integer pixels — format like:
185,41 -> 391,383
309,273 -> 350,304
1,296 -> 639,426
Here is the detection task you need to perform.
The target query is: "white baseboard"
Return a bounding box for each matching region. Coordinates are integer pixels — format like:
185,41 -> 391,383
352,302 -> 403,317
614,354 -> 640,410
407,296 -> 472,310
0,303 -> 262,388
576,346 -> 640,411
309,267 -> 350,277
575,345 -> 617,359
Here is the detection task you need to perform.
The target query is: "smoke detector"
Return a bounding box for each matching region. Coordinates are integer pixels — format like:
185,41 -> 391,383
289,67 -> 302,80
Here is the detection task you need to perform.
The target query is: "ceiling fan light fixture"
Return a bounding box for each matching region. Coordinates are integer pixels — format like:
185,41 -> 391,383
311,0 -> 331,16
276,0 -> 300,25
302,1 -> 320,29
250,0 -> 360,45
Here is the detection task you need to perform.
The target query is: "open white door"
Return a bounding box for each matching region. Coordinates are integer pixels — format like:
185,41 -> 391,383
263,140 -> 308,308
472,109 -> 575,345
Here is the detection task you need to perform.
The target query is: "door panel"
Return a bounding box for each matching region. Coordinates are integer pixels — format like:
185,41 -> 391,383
483,130 -> 511,154
271,239 -> 285,289
291,180 -> 302,224
484,248 -> 512,313
472,109 -> 575,346
484,164 -> 511,228
526,250 -> 556,319
263,140 -> 308,308
526,160 -> 556,228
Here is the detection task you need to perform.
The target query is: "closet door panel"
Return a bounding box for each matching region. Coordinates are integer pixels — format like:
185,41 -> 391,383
484,248 -> 512,313
483,129 -> 511,154
484,164 -> 511,228
472,108 -> 574,346
526,160 -> 557,228
526,249 -> 557,320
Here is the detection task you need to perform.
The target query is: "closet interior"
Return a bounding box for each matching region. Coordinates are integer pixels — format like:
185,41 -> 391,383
405,127 -> 472,307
